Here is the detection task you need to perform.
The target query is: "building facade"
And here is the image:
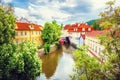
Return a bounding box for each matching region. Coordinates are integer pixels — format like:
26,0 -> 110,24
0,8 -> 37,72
13,22 -> 43,46
63,23 -> 93,45
85,31 -> 105,61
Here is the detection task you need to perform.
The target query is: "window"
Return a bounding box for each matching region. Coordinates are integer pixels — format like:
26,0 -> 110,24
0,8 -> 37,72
25,31 -> 27,35
21,32 -> 23,36
99,48 -> 101,54
95,46 -> 97,53
36,31 -> 37,35
32,31 -> 34,35
82,28 -> 85,31
88,28 -> 91,31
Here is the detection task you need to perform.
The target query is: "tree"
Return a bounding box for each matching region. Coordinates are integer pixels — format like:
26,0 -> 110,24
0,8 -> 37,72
0,5 -> 42,80
0,5 -> 16,45
0,42 -> 42,80
42,20 -> 62,44
71,1 -> 120,80
99,0 -> 116,29
70,46 -> 111,80
17,42 -> 42,80
99,0 -> 120,79
92,20 -> 102,30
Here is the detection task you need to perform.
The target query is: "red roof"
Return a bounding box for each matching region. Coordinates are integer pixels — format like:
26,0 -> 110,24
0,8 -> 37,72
64,24 -> 71,30
15,22 -> 42,31
86,30 -> 105,37
78,23 -> 91,28
64,23 -> 93,32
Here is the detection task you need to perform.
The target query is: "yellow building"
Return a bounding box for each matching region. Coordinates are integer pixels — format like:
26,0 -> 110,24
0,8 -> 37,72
14,21 -> 43,46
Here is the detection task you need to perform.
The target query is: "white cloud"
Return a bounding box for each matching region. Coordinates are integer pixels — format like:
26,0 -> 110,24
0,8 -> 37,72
31,3 -> 71,21
2,0 -> 12,3
89,0 -> 120,11
14,7 -> 28,18
14,0 -> 120,25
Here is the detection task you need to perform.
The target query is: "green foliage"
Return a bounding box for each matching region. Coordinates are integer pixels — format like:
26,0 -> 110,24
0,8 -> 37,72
99,0 -> 120,29
0,42 -> 23,80
70,46 -> 108,80
0,5 -> 41,80
43,43 -> 50,54
0,6 -> 16,45
0,42 -> 42,80
92,20 -> 102,30
18,42 -> 42,80
42,20 -> 62,44
99,0 -> 120,79
54,41 -> 61,49
86,19 -> 97,25
86,19 -> 102,30
37,45 -> 43,49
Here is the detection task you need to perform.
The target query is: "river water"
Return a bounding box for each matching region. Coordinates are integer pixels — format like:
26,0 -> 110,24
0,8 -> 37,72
36,46 -> 75,80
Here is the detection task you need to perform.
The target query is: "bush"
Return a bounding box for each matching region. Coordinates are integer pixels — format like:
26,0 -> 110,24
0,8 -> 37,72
43,43 -> 50,54
54,41 -> 61,48
0,42 -> 42,80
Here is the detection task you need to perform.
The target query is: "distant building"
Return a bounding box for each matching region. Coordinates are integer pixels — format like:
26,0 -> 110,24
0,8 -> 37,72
14,22 -> 43,46
85,30 -> 105,61
63,23 -> 93,45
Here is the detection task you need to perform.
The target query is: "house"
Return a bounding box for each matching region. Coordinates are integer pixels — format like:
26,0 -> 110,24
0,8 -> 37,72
85,30 -> 105,61
13,22 -> 43,46
63,23 -> 93,45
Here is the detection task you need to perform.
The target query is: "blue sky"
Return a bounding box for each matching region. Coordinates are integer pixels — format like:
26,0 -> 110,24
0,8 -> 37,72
1,0 -> 120,25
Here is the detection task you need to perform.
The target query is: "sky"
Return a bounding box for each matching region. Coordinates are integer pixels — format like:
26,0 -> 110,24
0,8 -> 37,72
1,0 -> 120,25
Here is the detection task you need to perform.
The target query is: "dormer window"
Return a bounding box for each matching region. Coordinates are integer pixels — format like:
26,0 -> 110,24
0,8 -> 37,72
82,28 -> 85,31
29,25 -> 34,29
88,28 -> 91,31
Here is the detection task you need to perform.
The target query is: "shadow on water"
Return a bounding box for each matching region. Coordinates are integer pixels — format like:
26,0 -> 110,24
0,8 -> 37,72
36,46 -> 75,80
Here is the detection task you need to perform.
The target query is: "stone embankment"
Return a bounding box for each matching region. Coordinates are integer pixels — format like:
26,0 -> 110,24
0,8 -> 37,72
38,44 -> 58,57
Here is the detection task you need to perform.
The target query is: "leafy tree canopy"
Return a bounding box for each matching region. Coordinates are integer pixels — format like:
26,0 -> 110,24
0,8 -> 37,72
99,0 -> 120,79
0,5 -> 42,80
42,20 -> 62,44
0,5 -> 16,45
0,42 -> 42,80
70,46 -> 113,80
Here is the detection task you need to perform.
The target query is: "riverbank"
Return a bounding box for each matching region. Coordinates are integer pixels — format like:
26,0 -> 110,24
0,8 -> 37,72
38,44 -> 58,57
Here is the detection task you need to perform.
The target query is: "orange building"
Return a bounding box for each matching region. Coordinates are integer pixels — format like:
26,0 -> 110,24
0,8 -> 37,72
14,22 -> 43,46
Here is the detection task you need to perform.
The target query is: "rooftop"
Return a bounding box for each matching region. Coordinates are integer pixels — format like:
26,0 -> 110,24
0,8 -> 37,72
15,22 -> 42,31
86,30 -> 105,37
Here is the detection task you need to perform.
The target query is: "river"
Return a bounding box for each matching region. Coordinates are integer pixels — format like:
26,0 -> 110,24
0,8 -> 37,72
36,46 -> 75,80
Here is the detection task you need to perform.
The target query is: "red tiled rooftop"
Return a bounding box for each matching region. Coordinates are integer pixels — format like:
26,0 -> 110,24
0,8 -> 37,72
16,22 -> 30,30
86,30 -> 105,37
64,23 -> 93,32
64,24 -> 71,30
15,22 -> 42,31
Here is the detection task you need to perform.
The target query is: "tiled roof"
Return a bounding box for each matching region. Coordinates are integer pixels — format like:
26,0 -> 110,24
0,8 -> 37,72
64,24 -> 72,30
86,31 -> 105,37
78,23 -> 91,28
15,22 -> 42,31
64,23 -> 93,32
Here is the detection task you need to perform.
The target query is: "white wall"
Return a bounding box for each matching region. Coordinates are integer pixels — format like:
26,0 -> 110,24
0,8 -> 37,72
85,36 -> 105,60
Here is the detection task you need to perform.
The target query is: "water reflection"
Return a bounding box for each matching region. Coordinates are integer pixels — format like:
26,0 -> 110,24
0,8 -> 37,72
50,52 -> 74,80
37,46 -> 75,80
